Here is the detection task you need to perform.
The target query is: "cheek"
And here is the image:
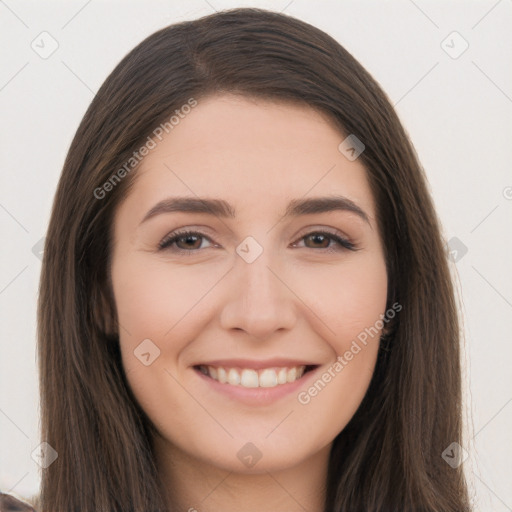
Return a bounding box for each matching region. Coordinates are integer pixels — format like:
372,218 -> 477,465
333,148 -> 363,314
111,255 -> 231,391
112,256 -> 225,344
297,251 -> 388,348
287,257 -> 387,447
111,256 -> 221,429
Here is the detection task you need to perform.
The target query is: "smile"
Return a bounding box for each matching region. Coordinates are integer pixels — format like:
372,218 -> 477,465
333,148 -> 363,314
194,364 -> 317,388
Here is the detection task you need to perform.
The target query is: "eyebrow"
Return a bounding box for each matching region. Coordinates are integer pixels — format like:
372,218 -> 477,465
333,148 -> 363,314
140,195 -> 370,225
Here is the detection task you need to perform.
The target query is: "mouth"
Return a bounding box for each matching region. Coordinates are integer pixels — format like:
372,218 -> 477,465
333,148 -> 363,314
193,363 -> 319,389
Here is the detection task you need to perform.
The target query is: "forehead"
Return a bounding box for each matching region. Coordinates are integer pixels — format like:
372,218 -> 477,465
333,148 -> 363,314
122,94 -> 376,221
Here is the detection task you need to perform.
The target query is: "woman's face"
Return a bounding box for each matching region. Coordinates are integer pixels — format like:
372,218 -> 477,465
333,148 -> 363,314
111,94 -> 388,474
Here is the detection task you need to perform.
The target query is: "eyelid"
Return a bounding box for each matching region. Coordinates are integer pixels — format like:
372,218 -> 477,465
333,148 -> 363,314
158,229 -> 216,251
158,226 -> 358,253
291,228 -> 357,252
292,225 -> 352,243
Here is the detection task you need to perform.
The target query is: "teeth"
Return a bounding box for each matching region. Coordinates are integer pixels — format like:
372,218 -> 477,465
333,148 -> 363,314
198,365 -> 307,388
240,369 -> 259,388
217,367 -> 227,384
259,368 -> 277,387
287,367 -> 297,383
227,368 -> 241,385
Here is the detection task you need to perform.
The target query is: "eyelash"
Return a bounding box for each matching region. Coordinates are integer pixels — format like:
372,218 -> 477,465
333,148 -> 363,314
158,229 -> 357,254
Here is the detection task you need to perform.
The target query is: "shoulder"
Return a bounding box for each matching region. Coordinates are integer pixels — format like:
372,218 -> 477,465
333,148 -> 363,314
0,492 -> 36,511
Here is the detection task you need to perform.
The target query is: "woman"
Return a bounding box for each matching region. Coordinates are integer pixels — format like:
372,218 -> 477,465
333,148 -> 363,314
2,7 -> 470,511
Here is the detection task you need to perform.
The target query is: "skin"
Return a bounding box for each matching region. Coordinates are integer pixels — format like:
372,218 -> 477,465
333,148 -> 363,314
110,94 -> 388,512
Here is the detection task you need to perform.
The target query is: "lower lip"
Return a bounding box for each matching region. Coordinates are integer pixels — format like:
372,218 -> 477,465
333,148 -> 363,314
193,366 -> 320,406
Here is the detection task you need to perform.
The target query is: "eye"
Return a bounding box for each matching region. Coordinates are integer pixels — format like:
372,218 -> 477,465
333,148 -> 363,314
292,230 -> 357,252
158,229 -> 357,254
158,230 -> 214,252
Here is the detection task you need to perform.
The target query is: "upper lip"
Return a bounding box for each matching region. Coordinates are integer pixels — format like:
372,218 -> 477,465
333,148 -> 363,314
193,358 -> 319,370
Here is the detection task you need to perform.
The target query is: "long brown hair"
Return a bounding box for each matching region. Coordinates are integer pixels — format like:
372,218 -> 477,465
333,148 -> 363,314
36,7 -> 470,511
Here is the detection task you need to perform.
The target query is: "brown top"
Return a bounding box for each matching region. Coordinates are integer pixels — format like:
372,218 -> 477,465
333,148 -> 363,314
0,493 -> 36,512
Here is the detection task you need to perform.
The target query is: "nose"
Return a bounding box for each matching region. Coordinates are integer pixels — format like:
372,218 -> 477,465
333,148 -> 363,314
219,247 -> 297,340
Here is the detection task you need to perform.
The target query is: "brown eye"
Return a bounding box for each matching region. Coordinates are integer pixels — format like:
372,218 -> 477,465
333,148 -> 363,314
304,233 -> 331,249
175,234 -> 203,250
159,231 -> 213,251
296,231 -> 356,252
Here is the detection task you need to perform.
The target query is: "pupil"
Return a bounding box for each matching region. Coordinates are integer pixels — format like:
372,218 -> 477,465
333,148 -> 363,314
311,234 -> 327,247
181,235 -> 199,248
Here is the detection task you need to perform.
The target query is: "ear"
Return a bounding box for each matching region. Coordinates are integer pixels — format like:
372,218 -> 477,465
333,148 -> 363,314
91,280 -> 119,338
379,301 -> 399,351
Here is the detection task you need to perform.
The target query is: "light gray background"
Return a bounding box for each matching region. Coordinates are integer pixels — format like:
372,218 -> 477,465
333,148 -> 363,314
1,0 -> 511,509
